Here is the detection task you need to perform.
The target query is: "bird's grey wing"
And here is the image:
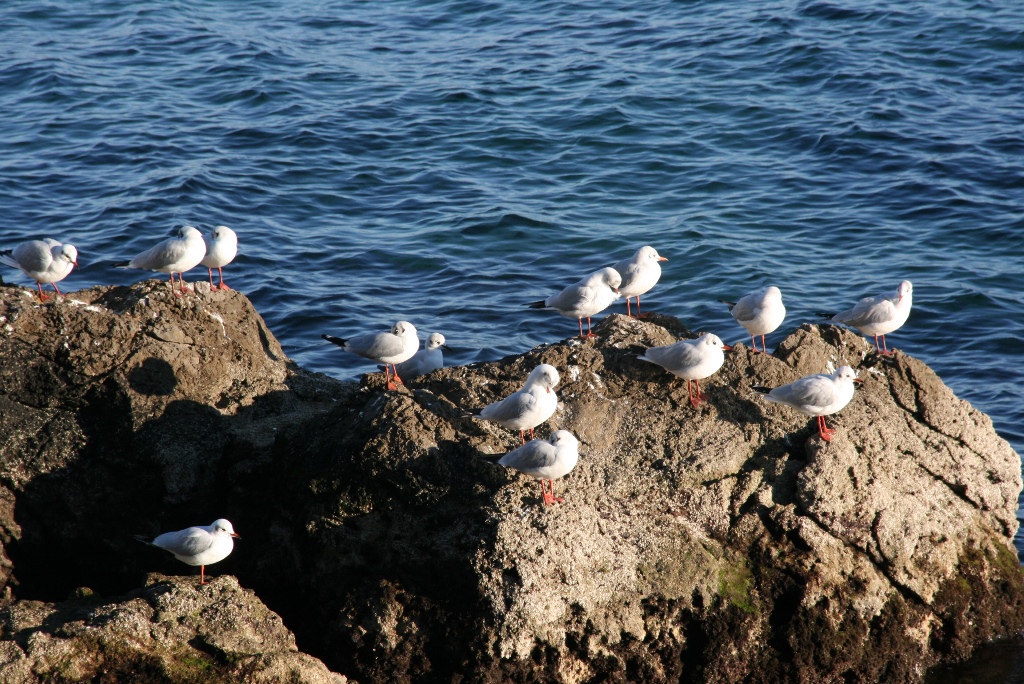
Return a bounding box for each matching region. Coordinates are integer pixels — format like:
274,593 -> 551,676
499,440 -> 557,471
546,283 -> 592,311
612,257 -> 642,288
642,341 -> 702,369
153,527 -> 214,556
12,241 -> 52,273
395,351 -> 427,377
772,374 -> 836,409
729,294 -> 760,323
348,331 -> 406,359
847,296 -> 898,327
481,389 -> 537,423
129,238 -> 186,270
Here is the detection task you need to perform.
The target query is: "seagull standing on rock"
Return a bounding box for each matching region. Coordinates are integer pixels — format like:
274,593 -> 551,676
819,280 -> 913,355
469,363 -> 560,444
528,267 -> 621,339
638,332 -> 731,408
722,286 -> 786,353
612,245 -> 667,318
135,519 -> 239,585
116,225 -> 207,296
201,225 -> 238,291
0,239 -> 78,301
490,430 -> 580,505
392,332 -> 449,379
752,365 -> 862,442
322,321 -> 419,390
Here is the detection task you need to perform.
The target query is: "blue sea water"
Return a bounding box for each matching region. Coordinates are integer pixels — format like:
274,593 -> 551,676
2,1 -> 1023,678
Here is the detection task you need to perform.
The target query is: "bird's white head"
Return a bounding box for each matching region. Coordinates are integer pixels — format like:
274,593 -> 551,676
392,321 -> 417,338
597,267 -> 622,292
764,285 -> 782,300
835,366 -> 861,384
211,519 -> 240,538
548,430 -> 579,449
60,244 -> 79,267
426,332 -> 447,350
897,280 -> 913,301
528,363 -> 561,392
177,225 -> 201,240
699,333 -> 731,351
212,225 -> 236,240
638,245 -> 667,263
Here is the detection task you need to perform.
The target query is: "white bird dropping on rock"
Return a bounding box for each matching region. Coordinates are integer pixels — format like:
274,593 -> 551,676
752,365 -> 861,442
322,321 -> 419,390
201,225 -> 238,291
527,267 -> 621,339
612,245 -> 667,318
495,430 -> 580,505
469,363 -> 560,444
0,239 -> 78,301
116,225 -> 207,296
136,519 -> 240,585
638,332 -> 731,408
819,280 -> 913,355
393,332 -> 449,379
722,285 -> 786,353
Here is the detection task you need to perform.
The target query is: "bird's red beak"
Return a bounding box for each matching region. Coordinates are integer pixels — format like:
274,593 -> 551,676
231,532 -> 241,538
545,387 -> 551,393
722,344 -> 733,351
853,378 -> 863,384
658,257 -> 668,262
614,288 -> 620,294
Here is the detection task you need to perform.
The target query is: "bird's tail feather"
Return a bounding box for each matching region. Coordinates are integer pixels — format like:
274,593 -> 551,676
750,385 -> 772,395
322,334 -> 347,347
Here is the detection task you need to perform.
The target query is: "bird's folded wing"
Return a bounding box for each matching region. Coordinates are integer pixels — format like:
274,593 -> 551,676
154,527 -> 214,556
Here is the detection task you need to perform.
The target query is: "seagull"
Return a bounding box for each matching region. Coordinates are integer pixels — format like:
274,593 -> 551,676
612,246 -> 667,318
752,365 -> 862,442
721,286 -> 786,353
0,239 -> 78,301
201,225 -> 238,291
116,225 -> 207,296
528,267 -> 621,338
638,332 -> 731,408
392,332 -> 449,379
469,363 -> 560,444
322,321 -> 419,390
491,430 -> 580,505
135,519 -> 239,585
819,280 -> 913,355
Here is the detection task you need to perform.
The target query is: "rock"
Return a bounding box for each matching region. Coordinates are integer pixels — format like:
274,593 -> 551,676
0,282 -> 1021,683
0,574 -> 348,683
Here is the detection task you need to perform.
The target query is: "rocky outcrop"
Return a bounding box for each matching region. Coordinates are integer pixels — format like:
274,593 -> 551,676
0,281 -> 1021,683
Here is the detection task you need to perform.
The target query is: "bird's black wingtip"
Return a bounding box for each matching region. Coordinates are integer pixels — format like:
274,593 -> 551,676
322,334 -> 347,347
815,312 -> 836,320
719,299 -> 736,308
526,300 -> 546,309
112,260 -> 131,269
750,385 -> 771,395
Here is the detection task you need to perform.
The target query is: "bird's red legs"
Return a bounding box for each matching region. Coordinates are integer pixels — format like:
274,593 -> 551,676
169,273 -> 192,297
540,479 -> 564,505
580,317 -> 597,339
385,364 -> 404,391
217,267 -> 230,290
207,268 -> 216,290
200,565 -> 207,585
687,379 -> 708,408
625,297 -> 633,317
636,295 -> 653,320
874,334 -> 893,356
35,282 -> 50,302
816,415 -> 835,442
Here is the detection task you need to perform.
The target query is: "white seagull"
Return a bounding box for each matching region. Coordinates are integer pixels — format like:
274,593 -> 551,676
116,225 -> 207,296
612,245 -> 667,318
0,239 -> 78,301
322,321 -> 419,390
819,280 -> 913,355
393,332 -> 449,379
135,518 -> 240,585
753,365 -> 862,442
493,430 -> 580,505
528,267 -> 621,338
470,363 -> 560,444
722,286 -> 786,353
638,332 -> 731,408
201,225 -> 238,291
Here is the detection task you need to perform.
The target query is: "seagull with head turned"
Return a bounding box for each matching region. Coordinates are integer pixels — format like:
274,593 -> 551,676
115,225 -> 207,296
322,321 -> 419,390
752,365 -> 862,442
528,267 -> 621,339
468,363 -> 560,444
638,332 -> 731,408
392,332 -> 449,380
612,245 -> 667,318
135,518 -> 239,585
818,280 -> 913,355
201,225 -> 238,291
722,285 -> 786,353
0,238 -> 78,301
488,430 -> 580,505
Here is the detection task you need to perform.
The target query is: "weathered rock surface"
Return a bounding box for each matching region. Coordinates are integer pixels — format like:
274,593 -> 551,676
0,281 -> 1022,683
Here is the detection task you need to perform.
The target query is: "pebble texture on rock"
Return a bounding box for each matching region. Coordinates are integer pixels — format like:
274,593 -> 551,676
0,281 -> 1021,683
